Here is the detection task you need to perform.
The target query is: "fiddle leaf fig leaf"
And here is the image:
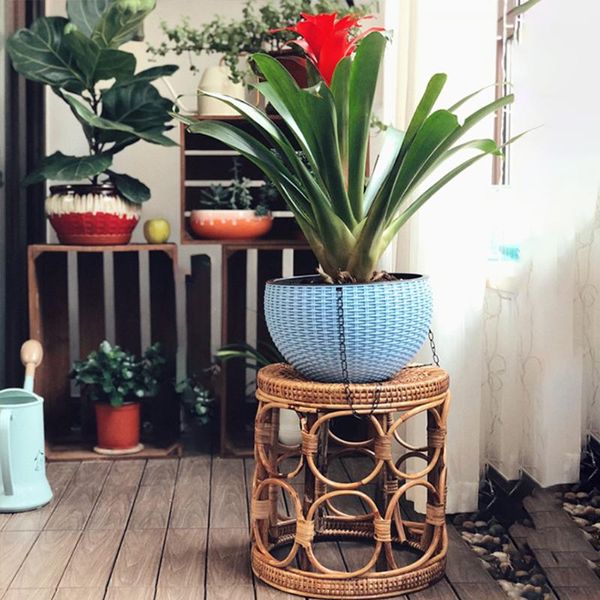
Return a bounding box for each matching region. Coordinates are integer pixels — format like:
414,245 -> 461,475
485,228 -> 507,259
64,29 -> 135,86
6,17 -> 87,93
100,80 -> 173,140
122,64 -> 178,84
63,92 -> 176,146
23,151 -> 112,186
107,169 -> 151,203
92,0 -> 156,49
66,0 -> 111,37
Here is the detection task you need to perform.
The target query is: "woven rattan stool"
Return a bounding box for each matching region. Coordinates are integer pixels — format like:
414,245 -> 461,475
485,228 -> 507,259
251,364 -> 451,599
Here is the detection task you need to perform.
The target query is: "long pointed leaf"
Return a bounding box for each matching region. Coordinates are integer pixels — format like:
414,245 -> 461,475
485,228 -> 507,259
347,32 -> 387,221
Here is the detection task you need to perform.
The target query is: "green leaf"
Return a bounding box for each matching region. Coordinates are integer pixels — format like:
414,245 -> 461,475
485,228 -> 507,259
400,73 -> 447,155
346,32 -> 387,221
107,169 -> 150,203
330,56 -> 351,171
64,29 -> 135,87
123,64 -> 178,84
63,92 -> 176,146
253,53 -> 354,228
66,0 -> 111,37
23,151 -> 112,185
100,80 -> 173,142
7,17 -> 87,93
363,126 -> 405,212
92,0 -> 156,49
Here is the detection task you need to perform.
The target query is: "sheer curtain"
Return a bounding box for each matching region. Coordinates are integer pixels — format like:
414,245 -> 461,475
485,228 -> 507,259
386,0 -> 600,512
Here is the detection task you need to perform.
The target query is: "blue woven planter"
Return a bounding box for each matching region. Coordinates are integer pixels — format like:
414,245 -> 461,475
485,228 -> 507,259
264,274 -> 432,383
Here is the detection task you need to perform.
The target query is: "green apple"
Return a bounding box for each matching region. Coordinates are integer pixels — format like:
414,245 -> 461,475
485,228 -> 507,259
143,218 -> 171,244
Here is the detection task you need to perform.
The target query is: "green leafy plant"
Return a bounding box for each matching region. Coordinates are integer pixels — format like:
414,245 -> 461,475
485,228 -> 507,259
176,375 -> 215,426
216,341 -> 284,370
199,159 -> 274,215
7,0 -> 178,203
147,0 -> 375,86
70,341 -> 166,408
177,17 -> 521,283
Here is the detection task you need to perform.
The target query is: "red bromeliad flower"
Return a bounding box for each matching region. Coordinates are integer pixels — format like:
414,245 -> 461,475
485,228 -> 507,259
276,12 -> 383,86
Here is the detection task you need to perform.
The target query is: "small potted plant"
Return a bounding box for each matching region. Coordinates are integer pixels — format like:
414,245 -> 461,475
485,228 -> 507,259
70,341 -> 165,454
177,12 -> 522,383
147,0 -> 375,94
7,0 -> 178,245
190,159 -> 275,240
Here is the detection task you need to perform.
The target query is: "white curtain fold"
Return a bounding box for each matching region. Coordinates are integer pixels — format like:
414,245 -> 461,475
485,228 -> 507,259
387,0 -> 600,511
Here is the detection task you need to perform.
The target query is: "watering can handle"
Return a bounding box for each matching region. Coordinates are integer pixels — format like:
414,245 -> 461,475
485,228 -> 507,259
21,340 -> 43,393
0,409 -> 13,496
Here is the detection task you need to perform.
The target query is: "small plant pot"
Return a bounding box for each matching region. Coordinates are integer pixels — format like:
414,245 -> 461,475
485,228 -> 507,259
94,402 -> 142,453
47,184 -> 141,245
190,209 -> 273,240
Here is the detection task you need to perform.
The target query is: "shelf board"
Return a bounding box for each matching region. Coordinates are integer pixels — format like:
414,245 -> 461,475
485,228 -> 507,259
45,441 -> 183,461
181,235 -> 310,249
29,243 -> 176,254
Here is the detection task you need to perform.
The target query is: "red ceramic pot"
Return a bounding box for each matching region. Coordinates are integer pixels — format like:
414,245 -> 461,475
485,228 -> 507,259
94,402 -> 140,450
47,184 -> 140,245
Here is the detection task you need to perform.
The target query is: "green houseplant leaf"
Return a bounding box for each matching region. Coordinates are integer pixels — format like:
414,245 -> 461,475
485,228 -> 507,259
64,29 -> 136,87
6,17 -> 86,93
66,0 -> 111,37
107,170 -> 151,203
92,0 -> 156,49
23,151 -> 112,185
62,92 -> 177,147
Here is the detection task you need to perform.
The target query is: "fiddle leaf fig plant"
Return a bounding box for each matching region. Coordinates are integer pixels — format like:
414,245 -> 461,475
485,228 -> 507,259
7,0 -> 178,203
177,13 -> 521,283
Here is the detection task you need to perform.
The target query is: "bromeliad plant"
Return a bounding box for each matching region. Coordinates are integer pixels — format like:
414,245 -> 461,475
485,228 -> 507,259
177,13 -> 518,283
7,0 -> 177,202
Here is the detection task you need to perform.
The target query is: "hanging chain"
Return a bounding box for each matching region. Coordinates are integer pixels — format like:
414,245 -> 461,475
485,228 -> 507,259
336,287 -> 381,419
428,329 -> 441,367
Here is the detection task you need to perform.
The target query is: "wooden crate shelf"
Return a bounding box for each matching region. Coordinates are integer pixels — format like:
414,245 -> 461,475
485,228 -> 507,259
179,116 -> 302,245
185,241 -> 317,457
28,243 -> 179,459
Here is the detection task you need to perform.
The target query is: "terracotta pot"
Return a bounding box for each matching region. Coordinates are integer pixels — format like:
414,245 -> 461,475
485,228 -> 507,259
190,209 -> 273,240
47,184 -> 141,245
94,402 -> 140,450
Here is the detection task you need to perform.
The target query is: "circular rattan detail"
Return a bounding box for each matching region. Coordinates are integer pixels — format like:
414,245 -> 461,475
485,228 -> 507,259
256,363 -> 449,409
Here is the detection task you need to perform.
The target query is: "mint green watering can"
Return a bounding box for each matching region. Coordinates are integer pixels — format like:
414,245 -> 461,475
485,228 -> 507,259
0,340 -> 52,512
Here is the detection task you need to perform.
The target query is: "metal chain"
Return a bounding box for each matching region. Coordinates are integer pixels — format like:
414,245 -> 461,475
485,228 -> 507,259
336,287 -> 381,419
428,329 -> 441,367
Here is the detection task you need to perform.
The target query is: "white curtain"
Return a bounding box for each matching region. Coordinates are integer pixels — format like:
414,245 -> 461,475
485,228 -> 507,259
386,0 -> 600,512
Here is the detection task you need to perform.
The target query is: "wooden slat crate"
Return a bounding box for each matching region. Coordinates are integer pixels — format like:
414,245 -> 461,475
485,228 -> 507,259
28,243 -> 180,460
185,242 -> 318,457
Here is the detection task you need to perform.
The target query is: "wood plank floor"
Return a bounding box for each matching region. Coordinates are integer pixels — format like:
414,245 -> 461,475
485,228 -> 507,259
0,456 -> 508,600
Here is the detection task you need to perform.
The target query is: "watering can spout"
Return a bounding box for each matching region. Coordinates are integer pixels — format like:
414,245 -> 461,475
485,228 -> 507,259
21,340 -> 43,393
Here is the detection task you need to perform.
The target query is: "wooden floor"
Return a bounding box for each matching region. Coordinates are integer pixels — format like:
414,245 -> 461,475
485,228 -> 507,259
0,456 -> 530,600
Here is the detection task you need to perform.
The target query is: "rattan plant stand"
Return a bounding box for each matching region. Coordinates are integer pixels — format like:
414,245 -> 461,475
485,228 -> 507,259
251,363 -> 451,599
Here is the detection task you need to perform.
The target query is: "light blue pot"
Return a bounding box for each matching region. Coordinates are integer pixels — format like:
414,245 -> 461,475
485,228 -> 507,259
264,274 -> 432,383
0,389 -> 52,512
